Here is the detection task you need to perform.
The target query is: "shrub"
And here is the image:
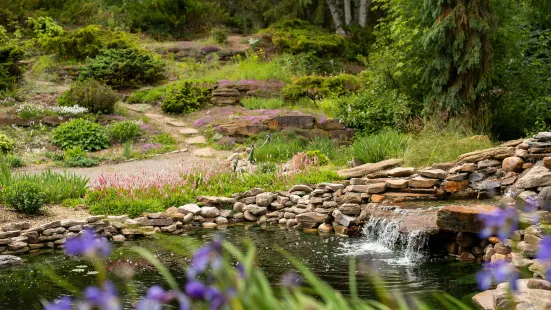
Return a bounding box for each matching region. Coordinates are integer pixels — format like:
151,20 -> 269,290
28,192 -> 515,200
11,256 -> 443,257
52,118 -> 110,151
4,154 -> 24,168
282,74 -> 360,101
305,150 -> 329,166
161,82 -> 210,114
58,80 -> 119,114
27,16 -> 63,38
260,20 -> 345,55
41,25 -> 136,60
2,180 -> 46,214
79,48 -> 166,88
154,133 -> 177,145
63,147 -> 99,167
241,97 -> 286,109
108,121 -> 141,143
127,88 -> 166,104
353,129 -> 410,164
0,133 -> 15,154
211,27 -> 229,44
16,170 -> 88,204
0,43 -> 24,92
89,197 -> 165,218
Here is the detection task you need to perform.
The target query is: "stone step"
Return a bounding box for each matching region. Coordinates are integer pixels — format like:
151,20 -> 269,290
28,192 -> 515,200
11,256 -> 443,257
193,147 -> 215,157
167,120 -> 187,127
185,136 -> 207,144
179,128 -> 199,135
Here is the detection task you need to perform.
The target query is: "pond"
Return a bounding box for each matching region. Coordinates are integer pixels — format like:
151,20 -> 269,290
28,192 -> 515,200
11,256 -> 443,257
0,225 -> 480,309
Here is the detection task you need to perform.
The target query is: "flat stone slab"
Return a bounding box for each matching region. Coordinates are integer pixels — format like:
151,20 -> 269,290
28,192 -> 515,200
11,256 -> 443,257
144,113 -> 165,120
186,136 -> 207,144
193,147 -> 215,157
180,128 -> 199,135
337,159 -> 403,178
167,120 -> 187,127
472,290 -> 495,310
437,205 -> 498,233
126,104 -> 152,112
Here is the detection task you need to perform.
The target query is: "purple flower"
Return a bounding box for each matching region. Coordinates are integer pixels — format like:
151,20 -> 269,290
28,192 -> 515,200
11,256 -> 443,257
236,262 -> 245,278
204,286 -> 225,310
477,207 -> 518,240
476,261 -> 519,291
44,296 -> 71,310
137,287 -> 190,310
83,281 -> 120,310
187,236 -> 224,279
65,228 -> 112,258
185,281 -> 206,299
280,271 -> 303,288
537,235 -> 551,260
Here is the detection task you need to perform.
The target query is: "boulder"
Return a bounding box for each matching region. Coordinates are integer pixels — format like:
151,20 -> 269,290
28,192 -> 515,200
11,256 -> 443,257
446,173 -> 469,181
337,158 -> 404,178
200,207 -> 221,218
338,203 -> 362,216
2,222 -> 30,232
332,210 -> 356,227
443,180 -> 469,192
317,119 -> 345,130
296,212 -> 327,228
456,147 -> 515,163
247,205 -> 267,216
502,156 -> 524,173
318,223 -> 333,233
545,157 -> 551,169
516,166 -> 551,189
0,255 -> 23,266
538,186 -> 551,208
179,204 -> 201,215
256,192 -> 276,207
243,211 -> 258,221
419,168 -> 447,180
472,290 -> 495,310
267,115 -> 315,130
534,132 -> 551,141
436,205 -> 498,233
217,124 -> 268,137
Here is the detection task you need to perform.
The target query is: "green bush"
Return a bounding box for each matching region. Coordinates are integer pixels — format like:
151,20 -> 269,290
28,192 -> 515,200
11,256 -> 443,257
4,154 -> 24,168
211,27 -> 229,44
0,43 -> 24,93
127,88 -> 166,104
305,150 -> 328,166
16,170 -> 88,204
58,79 -> 119,114
27,16 -> 64,38
154,133 -> 177,145
79,48 -> 166,88
282,74 -> 360,101
89,196 -> 165,218
52,118 -> 110,151
63,147 -> 99,167
260,20 -> 345,55
0,133 -> 15,154
42,25 -> 136,60
2,180 -> 46,214
108,121 -> 141,143
161,82 -> 210,114
353,129 -> 410,164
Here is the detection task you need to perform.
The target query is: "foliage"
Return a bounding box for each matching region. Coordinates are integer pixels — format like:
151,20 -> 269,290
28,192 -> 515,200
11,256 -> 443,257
305,150 -> 328,166
2,180 -> 46,214
0,133 -> 16,154
282,74 -> 360,101
15,169 -> 89,204
353,128 -> 410,164
154,133 -> 177,145
27,16 -> 64,38
261,19 -> 345,55
79,48 -> 166,88
52,118 -> 110,151
89,197 -> 164,218
58,79 -> 119,114
160,82 -> 210,114
108,121 -> 141,143
284,51 -> 343,76
3,154 -> 24,168
42,25 -> 136,60
0,43 -> 24,93
241,97 -> 286,109
62,147 -> 99,167
404,122 -> 493,167
422,0 -> 496,117
127,88 -> 166,104
211,27 -> 229,44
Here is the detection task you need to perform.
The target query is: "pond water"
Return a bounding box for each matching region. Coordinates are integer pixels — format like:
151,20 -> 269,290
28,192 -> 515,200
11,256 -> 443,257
0,225 -> 480,310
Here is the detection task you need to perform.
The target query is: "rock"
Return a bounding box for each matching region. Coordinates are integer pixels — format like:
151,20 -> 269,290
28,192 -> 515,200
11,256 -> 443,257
339,192 -> 362,204
472,290 -> 495,310
137,218 -> 173,227
112,235 -> 126,243
179,204 -> 202,215
337,158 -> 404,178
296,212 -> 327,228
468,172 -> 488,183
517,190 -> 538,207
0,255 -> 22,266
502,156 -> 524,173
516,148 -> 529,158
197,196 -> 236,206
419,168 -> 447,180
458,251 -> 476,261
278,218 -> 287,225
450,163 -> 476,173
202,223 -> 217,228
443,180 -> 469,192
338,203 -> 362,216
247,205 -> 267,216
289,185 -> 313,193
182,213 -> 194,224
386,167 -> 416,177
477,159 -> 502,169
511,252 -> 533,268
437,205 -> 498,233
193,147 -> 216,157
217,123 -> 268,137
534,132 -> 551,141
544,157 -> 551,169
538,186 -> 551,207
371,194 -> 385,203
318,223 -> 333,233
332,210 -> 356,227
317,119 -> 345,130
106,216 -> 129,222
2,222 -> 30,232
517,241 -> 538,258
256,192 -> 276,207
409,176 -> 439,188
267,115 -> 315,130
147,212 -> 169,219
493,243 -> 511,255
456,232 -> 476,248
200,207 -> 220,218
367,183 -> 386,194
86,216 -> 106,223
446,173 -> 469,181
385,179 -> 408,189
243,211 -> 258,221
179,128 -> 199,135
516,166 -> 551,189
456,147 -> 515,163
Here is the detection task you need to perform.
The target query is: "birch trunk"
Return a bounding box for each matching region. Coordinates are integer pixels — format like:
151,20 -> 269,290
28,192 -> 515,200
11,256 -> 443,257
344,0 -> 352,25
358,0 -> 371,28
327,0 -> 346,35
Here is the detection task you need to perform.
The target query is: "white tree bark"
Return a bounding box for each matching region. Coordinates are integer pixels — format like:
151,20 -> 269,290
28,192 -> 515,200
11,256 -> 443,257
327,0 -> 346,35
358,0 -> 371,28
344,0 -> 352,25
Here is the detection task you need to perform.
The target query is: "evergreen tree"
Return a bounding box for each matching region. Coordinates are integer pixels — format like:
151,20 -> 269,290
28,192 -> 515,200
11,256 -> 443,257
422,0 -> 497,117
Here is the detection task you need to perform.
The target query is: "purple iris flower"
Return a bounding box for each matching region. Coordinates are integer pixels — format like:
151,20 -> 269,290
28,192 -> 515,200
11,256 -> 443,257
65,228 -> 112,258
280,271 -> 303,288
185,281 -> 207,299
204,286 -> 225,310
236,262 -> 245,278
476,261 -> 519,292
44,296 -> 72,310
477,207 -> 518,240
83,281 -> 120,310
187,236 -> 224,279
537,235 -> 551,260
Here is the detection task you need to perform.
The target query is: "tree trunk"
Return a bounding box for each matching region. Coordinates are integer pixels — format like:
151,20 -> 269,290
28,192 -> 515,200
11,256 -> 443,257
358,0 -> 371,28
327,0 -> 346,35
344,0 -> 352,25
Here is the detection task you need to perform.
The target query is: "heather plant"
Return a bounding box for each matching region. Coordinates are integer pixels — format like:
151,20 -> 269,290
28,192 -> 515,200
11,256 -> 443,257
52,118 -> 110,151
58,79 -> 119,114
2,180 -> 46,214
108,121 -> 141,143
79,48 -> 166,88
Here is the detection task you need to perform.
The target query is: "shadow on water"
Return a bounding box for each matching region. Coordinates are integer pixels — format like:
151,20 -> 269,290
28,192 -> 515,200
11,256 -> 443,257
0,225 -> 480,309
